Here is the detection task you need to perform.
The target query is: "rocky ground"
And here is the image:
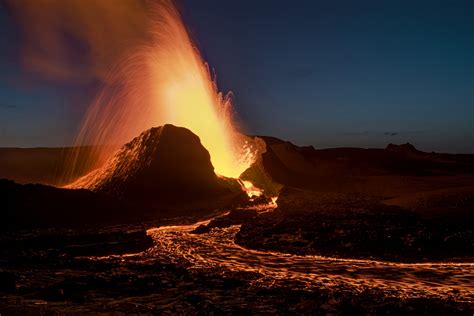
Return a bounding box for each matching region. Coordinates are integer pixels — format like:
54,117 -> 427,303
235,187 -> 474,262
0,218 -> 472,315
2,183 -> 474,313
2,136 -> 474,314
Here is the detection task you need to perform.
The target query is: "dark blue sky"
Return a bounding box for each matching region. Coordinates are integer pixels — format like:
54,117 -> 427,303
1,0 -> 473,152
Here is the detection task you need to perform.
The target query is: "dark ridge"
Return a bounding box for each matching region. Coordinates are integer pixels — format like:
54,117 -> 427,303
242,138 -> 474,195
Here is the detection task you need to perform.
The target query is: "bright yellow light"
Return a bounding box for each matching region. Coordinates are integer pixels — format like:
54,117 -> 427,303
70,0 -> 256,179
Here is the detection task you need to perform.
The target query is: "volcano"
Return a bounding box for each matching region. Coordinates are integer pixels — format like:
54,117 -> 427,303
1,125 -> 245,230
70,124 -> 237,205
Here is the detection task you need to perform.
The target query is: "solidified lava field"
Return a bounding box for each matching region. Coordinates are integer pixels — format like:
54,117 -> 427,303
1,200 -> 473,315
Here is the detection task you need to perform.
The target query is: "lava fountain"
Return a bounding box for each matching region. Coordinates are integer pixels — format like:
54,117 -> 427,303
67,0 -> 256,180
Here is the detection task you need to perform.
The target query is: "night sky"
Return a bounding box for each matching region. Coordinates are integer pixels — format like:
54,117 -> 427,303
0,0 -> 473,153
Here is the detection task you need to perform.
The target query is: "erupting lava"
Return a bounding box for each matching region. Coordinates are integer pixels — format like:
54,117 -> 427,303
239,180 -> 264,198
68,0 -> 256,179
9,0 -> 263,192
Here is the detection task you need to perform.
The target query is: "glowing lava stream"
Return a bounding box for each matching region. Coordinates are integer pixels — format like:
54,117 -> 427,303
239,180 -> 264,198
90,204 -> 473,303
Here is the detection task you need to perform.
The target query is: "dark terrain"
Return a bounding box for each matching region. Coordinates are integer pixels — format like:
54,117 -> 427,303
236,138 -> 474,262
235,187 -> 474,262
1,128 -> 473,314
2,125 -> 245,230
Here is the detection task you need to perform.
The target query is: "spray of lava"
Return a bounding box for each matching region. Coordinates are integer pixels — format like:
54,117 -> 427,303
9,0 -> 265,194
65,0 -> 257,180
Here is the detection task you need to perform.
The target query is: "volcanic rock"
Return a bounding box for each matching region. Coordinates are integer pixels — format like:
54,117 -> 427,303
236,187 -> 474,262
0,271 -> 16,292
242,138 -> 474,195
71,124 -> 236,205
385,142 -> 419,154
1,179 -> 131,229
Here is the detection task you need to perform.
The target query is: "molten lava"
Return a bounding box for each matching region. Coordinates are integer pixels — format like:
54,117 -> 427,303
239,180 -> 264,198
10,0 -> 262,190
69,0 -> 256,179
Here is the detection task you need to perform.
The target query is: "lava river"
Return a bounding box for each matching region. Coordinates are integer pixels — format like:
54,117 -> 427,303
94,205 -> 474,305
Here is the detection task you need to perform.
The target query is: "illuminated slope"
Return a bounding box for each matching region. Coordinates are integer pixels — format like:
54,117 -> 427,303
69,125 -> 233,203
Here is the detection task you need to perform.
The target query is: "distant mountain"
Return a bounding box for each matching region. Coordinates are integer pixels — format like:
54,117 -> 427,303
385,142 -> 419,154
242,139 -> 474,196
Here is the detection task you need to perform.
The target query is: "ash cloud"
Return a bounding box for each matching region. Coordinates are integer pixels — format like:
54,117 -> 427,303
4,0 -> 151,82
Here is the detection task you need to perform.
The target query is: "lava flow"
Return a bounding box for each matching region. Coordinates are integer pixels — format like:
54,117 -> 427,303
239,180 -> 264,198
145,220 -> 473,302
88,204 -> 473,305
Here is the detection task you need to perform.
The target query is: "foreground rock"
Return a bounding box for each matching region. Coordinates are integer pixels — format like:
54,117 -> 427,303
1,219 -> 472,314
1,179 -> 134,230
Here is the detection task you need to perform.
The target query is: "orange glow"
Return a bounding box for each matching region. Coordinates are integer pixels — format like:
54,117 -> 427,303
239,180 -> 264,198
67,0 -> 256,179
270,196 -> 279,206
